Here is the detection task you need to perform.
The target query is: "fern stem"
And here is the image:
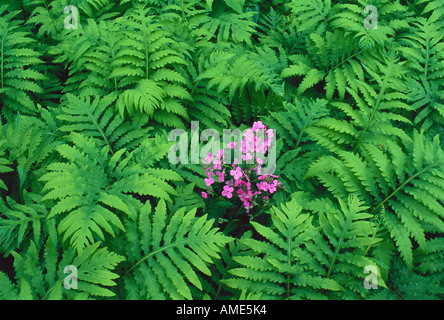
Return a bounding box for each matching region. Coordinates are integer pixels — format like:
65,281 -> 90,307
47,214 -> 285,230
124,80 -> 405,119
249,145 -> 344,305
42,0 -> 60,34
110,36 -> 118,91
331,49 -> 366,71
214,254 -> 234,300
84,105 -> 114,155
295,132 -> 303,151
363,215 -> 383,257
40,286 -> 54,300
184,79 -> 201,110
353,83 -> 387,153
143,28 -> 149,79
0,27 -> 5,90
286,275 -> 290,298
424,40 -> 430,78
369,161 -> 442,215
286,233 -> 292,298
392,284 -> 406,300
174,163 -> 186,172
124,238 -> 197,277
181,0 -> 186,25
326,209 -> 353,278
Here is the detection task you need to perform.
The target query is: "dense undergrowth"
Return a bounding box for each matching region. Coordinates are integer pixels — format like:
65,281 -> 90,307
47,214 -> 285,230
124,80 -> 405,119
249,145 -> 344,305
0,0 -> 443,300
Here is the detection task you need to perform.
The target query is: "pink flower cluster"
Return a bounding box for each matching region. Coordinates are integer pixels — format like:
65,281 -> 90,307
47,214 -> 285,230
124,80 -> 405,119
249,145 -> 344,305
201,121 -> 283,213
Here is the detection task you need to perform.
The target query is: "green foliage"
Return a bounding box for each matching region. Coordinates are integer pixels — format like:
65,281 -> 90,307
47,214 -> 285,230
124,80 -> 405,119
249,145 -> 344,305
0,5 -> 46,117
306,129 -> 444,270
122,200 -> 231,299
0,0 -> 443,302
40,94 -> 183,252
223,196 -> 386,299
0,192 -> 54,255
0,238 -> 124,299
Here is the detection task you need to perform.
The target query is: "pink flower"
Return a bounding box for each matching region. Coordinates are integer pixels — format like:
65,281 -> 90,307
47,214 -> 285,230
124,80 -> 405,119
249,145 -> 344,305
230,166 -> 243,180
204,176 -> 214,187
268,184 -> 277,193
242,152 -> 252,162
215,170 -> 225,182
213,160 -> 222,170
216,149 -> 224,159
199,121 -> 281,213
222,185 -> 234,198
203,152 -> 213,165
243,128 -> 255,140
257,181 -> 267,192
240,140 -> 248,154
232,157 -> 238,168
252,121 -> 266,132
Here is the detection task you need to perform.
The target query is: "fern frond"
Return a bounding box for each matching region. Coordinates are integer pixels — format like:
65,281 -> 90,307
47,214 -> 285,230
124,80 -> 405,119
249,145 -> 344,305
281,30 -> 367,100
0,237 -> 124,299
123,200 -> 231,299
1,111 -> 59,193
196,10 -> 257,45
0,5 -> 46,117
286,0 -> 332,33
58,93 -> 151,153
223,196 -> 385,299
40,131 -> 182,252
304,52 -> 412,153
0,193 -> 53,256
306,131 -> 444,269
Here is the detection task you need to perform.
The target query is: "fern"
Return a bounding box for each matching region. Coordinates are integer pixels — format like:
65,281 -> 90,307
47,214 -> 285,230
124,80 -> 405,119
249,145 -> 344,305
40,131 -> 182,252
223,196 -> 386,299
264,97 -> 330,151
57,93 -> 151,152
113,5 -> 191,127
167,182 -> 205,214
0,5 -> 46,117
198,48 -> 284,102
50,6 -> 191,128
304,52 -> 412,154
369,252 -> 444,300
197,45 -> 285,124
196,9 -> 258,45
39,96 -> 183,252
306,131 -> 444,269
262,97 -> 329,194
330,0 -> 412,50
416,0 -> 444,23
0,0 -> 443,302
1,111 -> 59,195
281,30 -> 370,100
257,7 -> 303,52
399,17 -> 444,137
405,76 -> 444,139
0,136 -> 13,191
286,0 -> 333,33
122,200 -> 231,299
0,192 -> 53,256
0,237 -> 124,299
